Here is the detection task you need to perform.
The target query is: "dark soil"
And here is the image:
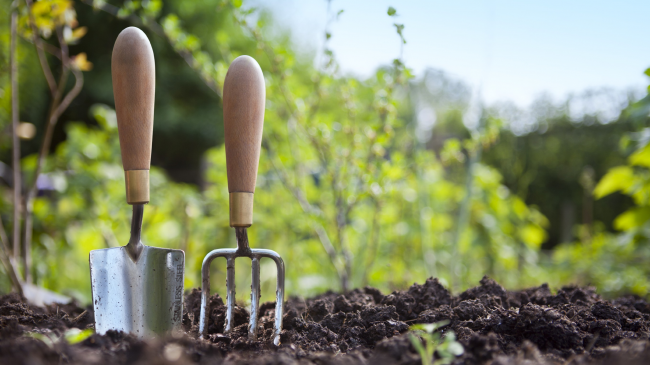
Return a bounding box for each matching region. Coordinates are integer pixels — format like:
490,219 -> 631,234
2,276 -> 650,364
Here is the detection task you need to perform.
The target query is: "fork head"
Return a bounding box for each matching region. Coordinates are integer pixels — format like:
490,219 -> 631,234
198,228 -> 285,345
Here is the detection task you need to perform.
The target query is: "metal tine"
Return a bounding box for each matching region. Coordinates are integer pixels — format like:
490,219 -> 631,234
249,257 -> 261,340
199,230 -> 285,345
225,256 -> 236,333
199,248 -> 236,337
258,249 -> 285,346
246,250 -> 285,343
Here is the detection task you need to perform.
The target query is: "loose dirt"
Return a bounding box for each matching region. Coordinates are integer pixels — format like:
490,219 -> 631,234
2,276 -> 650,364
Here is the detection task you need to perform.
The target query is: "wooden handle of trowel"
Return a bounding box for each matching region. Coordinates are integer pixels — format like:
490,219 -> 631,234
112,27 -> 155,205
223,55 -> 265,227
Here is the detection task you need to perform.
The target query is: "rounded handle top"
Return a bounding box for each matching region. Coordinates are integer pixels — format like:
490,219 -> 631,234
223,55 -> 266,194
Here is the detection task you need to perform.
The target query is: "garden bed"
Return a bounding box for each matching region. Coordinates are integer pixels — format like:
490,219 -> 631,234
1,276 -> 650,364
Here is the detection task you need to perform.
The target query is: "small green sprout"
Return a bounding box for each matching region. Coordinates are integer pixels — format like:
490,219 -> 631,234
408,321 -> 464,365
25,332 -> 57,348
26,328 -> 94,347
64,328 -> 94,344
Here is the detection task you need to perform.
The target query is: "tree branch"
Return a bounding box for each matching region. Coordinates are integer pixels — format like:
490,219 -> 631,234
53,68 -> 84,121
25,0 -> 57,96
19,34 -> 62,60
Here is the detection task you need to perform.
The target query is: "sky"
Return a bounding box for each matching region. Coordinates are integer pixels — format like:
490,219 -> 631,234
253,0 -> 650,108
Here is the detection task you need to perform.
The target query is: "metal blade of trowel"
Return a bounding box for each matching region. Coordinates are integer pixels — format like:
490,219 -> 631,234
90,206 -> 184,337
89,27 -> 185,337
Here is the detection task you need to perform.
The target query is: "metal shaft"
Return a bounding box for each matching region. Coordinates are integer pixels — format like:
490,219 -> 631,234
125,204 -> 144,262
235,227 -> 252,254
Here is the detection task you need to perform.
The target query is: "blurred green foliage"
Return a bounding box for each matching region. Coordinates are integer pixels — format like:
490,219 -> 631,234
0,0 -> 649,303
483,98 -> 639,249
546,87 -> 650,296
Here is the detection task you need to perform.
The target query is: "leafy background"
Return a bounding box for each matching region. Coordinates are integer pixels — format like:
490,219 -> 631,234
0,0 -> 649,305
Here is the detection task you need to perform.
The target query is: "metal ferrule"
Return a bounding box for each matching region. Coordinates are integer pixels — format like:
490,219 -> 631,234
198,227 -> 285,345
229,192 -> 254,227
125,170 -> 150,204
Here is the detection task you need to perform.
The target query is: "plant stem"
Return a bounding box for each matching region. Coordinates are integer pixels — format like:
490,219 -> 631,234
11,8 -> 21,263
4,7 -> 24,295
450,107 -> 485,292
264,143 -> 348,287
451,145 -> 480,293
22,66 -> 76,281
22,2 -> 85,283
360,199 -> 381,286
0,216 -> 23,296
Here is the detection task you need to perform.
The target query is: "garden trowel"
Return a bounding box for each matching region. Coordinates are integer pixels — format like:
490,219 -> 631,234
89,27 -> 184,337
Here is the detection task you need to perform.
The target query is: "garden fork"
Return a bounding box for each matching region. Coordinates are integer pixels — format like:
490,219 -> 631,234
199,56 -> 285,345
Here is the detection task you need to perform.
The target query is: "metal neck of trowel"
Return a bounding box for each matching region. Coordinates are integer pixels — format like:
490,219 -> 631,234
126,204 -> 145,261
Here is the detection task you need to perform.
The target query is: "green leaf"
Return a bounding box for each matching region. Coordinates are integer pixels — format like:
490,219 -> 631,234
411,320 -> 449,334
614,207 -> 650,231
143,0 -> 162,18
644,68 -> 650,78
520,224 -> 546,248
116,8 -> 132,18
64,328 -> 94,344
91,104 -> 117,130
387,6 -> 397,16
408,333 -> 431,365
629,143 -> 650,167
25,332 -> 56,348
448,341 -> 464,356
593,166 -> 635,199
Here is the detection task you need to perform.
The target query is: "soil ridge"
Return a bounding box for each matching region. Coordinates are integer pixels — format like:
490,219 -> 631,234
2,276 -> 650,364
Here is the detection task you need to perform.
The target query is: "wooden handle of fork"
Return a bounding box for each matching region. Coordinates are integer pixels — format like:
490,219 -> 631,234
112,27 -> 155,204
223,55 -> 265,226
